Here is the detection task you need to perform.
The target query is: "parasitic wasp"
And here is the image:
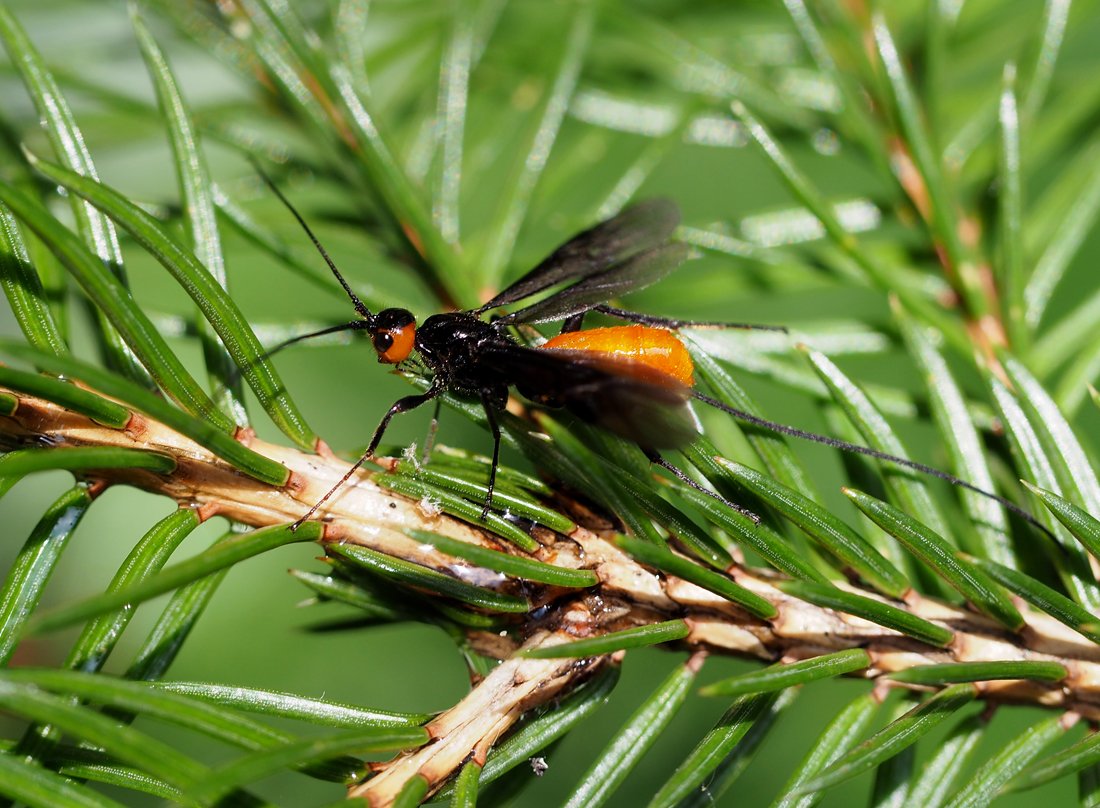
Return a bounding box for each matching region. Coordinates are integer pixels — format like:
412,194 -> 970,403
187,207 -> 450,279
255,172 -> 1041,533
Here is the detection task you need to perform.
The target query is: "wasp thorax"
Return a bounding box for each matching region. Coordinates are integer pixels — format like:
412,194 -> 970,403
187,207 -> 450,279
372,308 -> 416,364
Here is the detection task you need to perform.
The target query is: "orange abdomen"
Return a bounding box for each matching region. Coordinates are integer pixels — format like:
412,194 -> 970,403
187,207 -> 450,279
541,325 -> 694,387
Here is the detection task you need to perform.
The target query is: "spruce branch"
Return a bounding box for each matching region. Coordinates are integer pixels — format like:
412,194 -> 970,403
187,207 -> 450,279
4,383 -> 1100,803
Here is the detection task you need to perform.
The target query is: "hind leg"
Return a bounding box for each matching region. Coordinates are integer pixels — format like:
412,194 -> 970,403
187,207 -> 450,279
642,447 -> 761,524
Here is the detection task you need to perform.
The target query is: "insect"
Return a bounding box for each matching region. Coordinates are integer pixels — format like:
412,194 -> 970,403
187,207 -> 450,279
256,172 -> 1040,533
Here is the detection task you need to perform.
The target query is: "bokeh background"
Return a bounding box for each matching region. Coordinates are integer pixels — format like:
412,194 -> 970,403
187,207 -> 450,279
2,0 -> 1098,804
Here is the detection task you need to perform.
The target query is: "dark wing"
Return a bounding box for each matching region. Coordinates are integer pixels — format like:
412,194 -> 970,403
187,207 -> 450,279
476,198 -> 680,313
478,342 -> 699,450
497,242 -> 688,325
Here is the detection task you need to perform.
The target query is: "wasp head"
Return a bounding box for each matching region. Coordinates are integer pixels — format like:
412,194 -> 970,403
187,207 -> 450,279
371,308 -> 416,364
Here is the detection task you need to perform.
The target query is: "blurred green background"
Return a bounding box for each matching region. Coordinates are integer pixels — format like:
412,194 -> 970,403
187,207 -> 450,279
2,0 -> 1097,804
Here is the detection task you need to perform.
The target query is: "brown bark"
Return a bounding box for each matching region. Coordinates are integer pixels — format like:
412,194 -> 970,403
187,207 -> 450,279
3,385 -> 1099,805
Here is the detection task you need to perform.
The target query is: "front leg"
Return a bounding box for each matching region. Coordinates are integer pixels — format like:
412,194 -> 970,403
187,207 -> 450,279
365,383 -> 446,458
293,382 -> 445,529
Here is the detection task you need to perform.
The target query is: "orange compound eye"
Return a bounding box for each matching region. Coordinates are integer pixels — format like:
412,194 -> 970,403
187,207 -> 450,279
375,322 -> 416,363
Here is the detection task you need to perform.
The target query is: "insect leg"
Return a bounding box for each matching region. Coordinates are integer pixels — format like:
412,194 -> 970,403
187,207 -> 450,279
560,312 -> 586,334
292,383 -> 444,529
643,448 -> 762,524
365,383 -> 446,459
420,397 -> 443,465
479,390 -> 503,519
593,304 -> 788,333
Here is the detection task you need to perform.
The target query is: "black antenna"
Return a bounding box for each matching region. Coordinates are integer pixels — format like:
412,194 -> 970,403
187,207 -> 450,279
216,319 -> 374,405
691,390 -> 1052,537
262,320 -> 373,358
250,158 -> 373,321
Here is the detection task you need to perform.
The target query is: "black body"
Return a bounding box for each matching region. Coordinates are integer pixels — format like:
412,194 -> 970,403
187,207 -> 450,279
278,197 -> 708,523
414,312 -> 515,397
